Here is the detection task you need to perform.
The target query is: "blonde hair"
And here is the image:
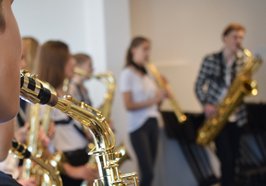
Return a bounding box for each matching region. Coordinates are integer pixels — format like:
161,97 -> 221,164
22,37 -> 39,72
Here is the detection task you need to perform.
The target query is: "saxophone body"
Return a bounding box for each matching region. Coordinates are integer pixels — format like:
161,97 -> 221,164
11,140 -> 62,186
20,70 -> 139,186
196,48 -> 262,145
75,67 -> 131,168
95,73 -> 116,122
146,63 -> 187,123
21,103 -> 41,180
74,67 -> 116,121
18,76 -> 62,186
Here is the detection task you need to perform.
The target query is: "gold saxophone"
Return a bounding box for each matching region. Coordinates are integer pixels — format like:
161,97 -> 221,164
20,70 -> 139,186
75,67 -> 131,166
74,67 -> 116,121
20,79 -> 63,186
21,103 -> 41,180
11,140 -> 62,186
196,48 -> 262,145
146,63 -> 187,123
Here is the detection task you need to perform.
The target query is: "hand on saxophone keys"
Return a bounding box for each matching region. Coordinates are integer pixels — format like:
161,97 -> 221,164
204,104 -> 217,118
154,89 -> 167,104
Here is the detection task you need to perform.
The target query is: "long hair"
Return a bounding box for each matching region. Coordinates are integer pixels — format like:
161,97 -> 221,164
37,40 -> 70,89
125,36 -> 150,67
22,37 -> 39,73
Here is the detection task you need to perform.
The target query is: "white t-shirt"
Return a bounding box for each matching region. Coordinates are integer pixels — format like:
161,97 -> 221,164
51,108 -> 88,152
119,67 -> 159,133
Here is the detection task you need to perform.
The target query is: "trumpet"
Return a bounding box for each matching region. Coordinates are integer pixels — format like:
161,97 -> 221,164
146,63 -> 187,123
20,70 -> 138,186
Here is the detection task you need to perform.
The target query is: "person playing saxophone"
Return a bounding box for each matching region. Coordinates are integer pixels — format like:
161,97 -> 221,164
70,53 -> 94,106
194,23 -> 247,186
37,41 -> 98,186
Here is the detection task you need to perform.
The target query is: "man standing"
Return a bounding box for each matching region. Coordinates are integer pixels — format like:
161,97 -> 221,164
195,23 -> 247,186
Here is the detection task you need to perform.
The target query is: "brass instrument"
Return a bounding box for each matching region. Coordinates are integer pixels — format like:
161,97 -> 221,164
38,82 -> 57,153
20,79 -> 62,186
115,143 -> 131,166
62,78 -> 70,94
196,48 -> 262,145
11,140 -> 62,186
75,67 -> 130,168
21,103 -> 41,180
74,67 -> 116,121
88,142 -> 131,168
146,63 -> 187,123
20,70 -> 139,186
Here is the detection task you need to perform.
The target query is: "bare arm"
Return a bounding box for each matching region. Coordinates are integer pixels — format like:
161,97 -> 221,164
0,119 -> 15,161
122,91 -> 161,111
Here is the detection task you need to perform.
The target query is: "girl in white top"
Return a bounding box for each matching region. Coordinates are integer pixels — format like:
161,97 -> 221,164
37,41 -> 97,186
120,36 -> 165,186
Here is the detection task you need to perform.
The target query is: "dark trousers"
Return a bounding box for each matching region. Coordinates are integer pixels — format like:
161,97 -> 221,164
215,122 -> 241,186
130,118 -> 159,186
0,171 -> 20,186
61,148 -> 89,186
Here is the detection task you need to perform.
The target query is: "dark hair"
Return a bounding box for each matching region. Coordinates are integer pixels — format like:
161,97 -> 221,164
37,40 -> 70,89
222,23 -> 246,38
125,36 -> 150,67
73,53 -> 91,66
0,0 -> 6,32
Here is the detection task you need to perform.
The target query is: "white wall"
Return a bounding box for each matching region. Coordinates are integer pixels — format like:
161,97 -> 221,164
131,0 -> 266,112
13,0 -> 106,72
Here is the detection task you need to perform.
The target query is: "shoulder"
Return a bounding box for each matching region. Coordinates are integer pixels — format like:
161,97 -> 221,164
201,51 -> 223,70
120,67 -> 135,79
203,51 -> 222,63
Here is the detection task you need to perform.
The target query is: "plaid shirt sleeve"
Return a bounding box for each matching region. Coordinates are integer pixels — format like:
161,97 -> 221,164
195,55 -> 215,105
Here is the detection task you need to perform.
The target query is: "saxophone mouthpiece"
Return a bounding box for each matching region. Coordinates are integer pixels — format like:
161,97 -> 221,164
20,70 -> 58,106
12,140 -> 31,159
